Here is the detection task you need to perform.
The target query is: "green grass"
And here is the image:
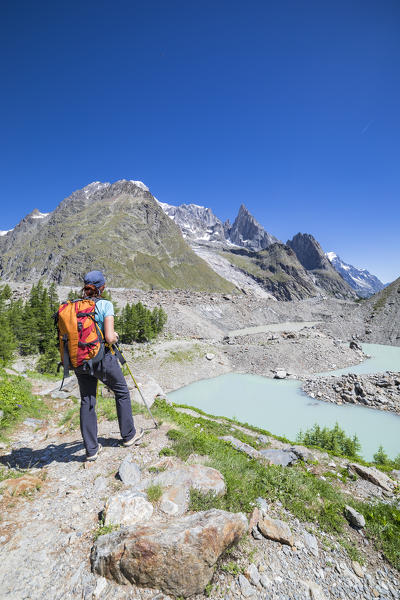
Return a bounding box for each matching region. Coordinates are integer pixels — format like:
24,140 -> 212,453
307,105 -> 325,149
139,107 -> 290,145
151,399 -> 400,570
0,466 -> 28,483
0,371 -> 48,439
354,502 -> 400,570
93,523 -> 120,541
146,483 -> 163,503
162,345 -> 202,364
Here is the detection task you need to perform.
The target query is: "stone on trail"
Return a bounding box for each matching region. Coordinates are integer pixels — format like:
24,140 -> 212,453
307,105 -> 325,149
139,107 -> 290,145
259,448 -> 298,466
306,580 -> 328,600
302,531 -> 319,557
258,516 -> 294,546
349,463 -> 395,492
104,490 -> 153,527
147,463 -> 226,496
118,455 -> 141,487
91,509 -> 248,597
238,573 -> 256,597
205,353 -> 215,360
127,374 -> 164,408
245,563 -> 260,586
344,505 -> 365,529
352,560 -> 364,578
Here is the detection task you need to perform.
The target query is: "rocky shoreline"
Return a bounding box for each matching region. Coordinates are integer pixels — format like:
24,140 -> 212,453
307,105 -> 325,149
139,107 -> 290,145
303,372 -> 400,416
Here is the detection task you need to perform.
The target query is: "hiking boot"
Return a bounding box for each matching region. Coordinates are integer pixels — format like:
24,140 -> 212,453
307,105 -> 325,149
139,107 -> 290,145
122,428 -> 144,447
86,443 -> 102,462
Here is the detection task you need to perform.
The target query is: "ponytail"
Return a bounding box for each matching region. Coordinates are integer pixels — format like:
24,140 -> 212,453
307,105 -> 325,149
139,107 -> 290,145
82,284 -> 102,299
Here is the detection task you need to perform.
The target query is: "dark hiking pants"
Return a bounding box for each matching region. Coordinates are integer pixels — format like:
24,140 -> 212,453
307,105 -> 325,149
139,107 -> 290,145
75,351 -> 135,457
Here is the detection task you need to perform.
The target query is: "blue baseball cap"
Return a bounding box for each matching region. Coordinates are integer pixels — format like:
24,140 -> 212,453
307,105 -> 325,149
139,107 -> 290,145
84,270 -> 106,289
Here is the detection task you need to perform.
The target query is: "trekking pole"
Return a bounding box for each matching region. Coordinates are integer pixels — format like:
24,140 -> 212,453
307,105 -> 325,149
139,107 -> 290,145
113,342 -> 159,429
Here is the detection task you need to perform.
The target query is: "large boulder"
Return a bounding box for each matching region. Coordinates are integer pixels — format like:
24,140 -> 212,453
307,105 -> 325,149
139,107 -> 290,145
91,509 -> 248,597
349,463 -> 395,492
127,374 -> 164,408
259,449 -> 298,466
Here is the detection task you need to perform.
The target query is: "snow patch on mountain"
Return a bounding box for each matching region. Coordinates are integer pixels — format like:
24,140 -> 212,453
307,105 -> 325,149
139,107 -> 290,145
0,229 -> 13,236
130,180 -> 150,192
326,252 -> 385,297
31,211 -> 50,219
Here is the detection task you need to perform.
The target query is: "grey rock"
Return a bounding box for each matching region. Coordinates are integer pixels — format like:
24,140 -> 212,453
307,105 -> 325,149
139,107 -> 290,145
306,580 -> 327,600
251,526 -> 263,540
118,455 -> 141,487
259,448 -> 298,466
349,463 -> 394,492
302,531 -> 319,556
92,576 -> 108,598
51,390 -> 71,399
290,445 -> 316,463
275,370 -> 287,379
259,574 -> 272,588
104,490 -> 153,526
245,563 -> 260,586
255,497 -> 269,515
220,436 -> 263,460
344,505 -> 366,529
238,573 -> 255,597
0,410 -> 3,419
390,470 -> 400,482
91,509 -> 248,597
258,516 -> 294,546
159,485 -> 189,516
148,463 -> 226,496
23,418 -> 43,427
93,477 -> 108,494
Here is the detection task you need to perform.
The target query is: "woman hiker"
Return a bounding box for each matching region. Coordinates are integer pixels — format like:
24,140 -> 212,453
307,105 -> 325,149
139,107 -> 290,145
75,270 -> 143,461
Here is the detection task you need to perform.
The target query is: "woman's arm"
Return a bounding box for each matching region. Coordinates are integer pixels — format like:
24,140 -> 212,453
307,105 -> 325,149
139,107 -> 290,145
104,315 -> 119,345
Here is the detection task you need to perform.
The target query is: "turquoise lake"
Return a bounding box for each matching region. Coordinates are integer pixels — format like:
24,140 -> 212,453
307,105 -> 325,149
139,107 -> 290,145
169,343 -> 400,460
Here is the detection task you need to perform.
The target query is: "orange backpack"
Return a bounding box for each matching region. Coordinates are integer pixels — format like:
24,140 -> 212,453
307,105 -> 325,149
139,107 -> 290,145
56,299 -> 105,381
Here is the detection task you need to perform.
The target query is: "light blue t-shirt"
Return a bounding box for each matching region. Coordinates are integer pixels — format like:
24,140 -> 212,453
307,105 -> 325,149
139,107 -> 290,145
95,299 -> 114,335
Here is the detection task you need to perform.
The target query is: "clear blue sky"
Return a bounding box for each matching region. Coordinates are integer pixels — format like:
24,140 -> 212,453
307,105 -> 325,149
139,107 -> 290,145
1,0 -> 399,282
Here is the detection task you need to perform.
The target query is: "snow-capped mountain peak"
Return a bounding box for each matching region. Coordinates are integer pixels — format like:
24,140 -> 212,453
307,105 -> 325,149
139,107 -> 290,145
325,252 -> 385,297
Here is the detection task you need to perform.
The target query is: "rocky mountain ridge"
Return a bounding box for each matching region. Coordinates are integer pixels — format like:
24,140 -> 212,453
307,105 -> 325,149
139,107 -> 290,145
1,179 -> 389,302
0,180 -> 235,292
326,252 -> 385,297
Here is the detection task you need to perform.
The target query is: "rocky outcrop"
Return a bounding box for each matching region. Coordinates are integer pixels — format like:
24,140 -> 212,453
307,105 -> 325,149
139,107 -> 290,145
349,463 -> 396,492
91,509 -> 248,597
221,244 -> 319,300
363,277 -> 400,346
159,202 -> 226,243
227,204 -> 279,251
287,233 -> 356,299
